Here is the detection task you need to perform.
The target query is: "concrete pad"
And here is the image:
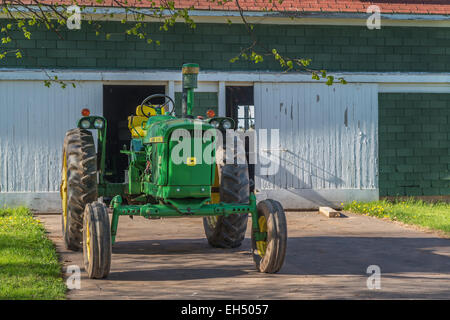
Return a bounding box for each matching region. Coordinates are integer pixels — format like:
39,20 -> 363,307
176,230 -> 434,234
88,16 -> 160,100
37,211 -> 450,300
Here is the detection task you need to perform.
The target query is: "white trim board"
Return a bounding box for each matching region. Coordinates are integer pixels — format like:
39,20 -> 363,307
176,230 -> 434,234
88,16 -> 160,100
0,192 -> 61,213
379,83 -> 450,93
0,189 -> 378,212
2,7 -> 450,27
1,69 -> 449,86
72,12 -> 450,28
257,189 -> 379,210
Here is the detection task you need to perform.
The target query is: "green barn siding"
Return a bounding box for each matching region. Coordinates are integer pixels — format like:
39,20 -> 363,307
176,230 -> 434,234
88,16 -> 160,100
1,21 -> 449,72
174,92 -> 218,117
379,93 -> 450,197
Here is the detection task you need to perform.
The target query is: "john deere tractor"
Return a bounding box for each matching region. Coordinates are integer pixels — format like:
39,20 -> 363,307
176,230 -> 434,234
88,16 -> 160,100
60,63 -> 287,279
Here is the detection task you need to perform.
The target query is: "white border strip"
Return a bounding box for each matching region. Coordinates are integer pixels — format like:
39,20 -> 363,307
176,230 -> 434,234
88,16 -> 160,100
80,8 -> 450,22
379,83 -> 450,93
1,69 -> 449,85
258,188 -> 379,209
0,189 -> 379,212
1,6 -> 450,27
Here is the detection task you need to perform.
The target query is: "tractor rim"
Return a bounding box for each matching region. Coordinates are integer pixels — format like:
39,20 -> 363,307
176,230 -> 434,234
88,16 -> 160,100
256,215 -> 268,257
61,151 -> 68,231
208,215 -> 218,227
85,215 -> 91,263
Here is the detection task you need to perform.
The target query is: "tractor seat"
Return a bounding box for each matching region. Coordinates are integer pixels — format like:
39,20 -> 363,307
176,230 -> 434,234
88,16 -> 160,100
128,115 -> 148,138
136,104 -> 165,117
127,104 -> 165,138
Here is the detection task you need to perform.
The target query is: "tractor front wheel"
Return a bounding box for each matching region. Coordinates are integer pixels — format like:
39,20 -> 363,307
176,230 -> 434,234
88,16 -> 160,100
251,199 -> 287,273
83,201 -> 111,279
61,128 -> 97,251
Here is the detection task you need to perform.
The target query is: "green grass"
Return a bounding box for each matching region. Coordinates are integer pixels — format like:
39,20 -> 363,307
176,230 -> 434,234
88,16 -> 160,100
0,207 -> 66,300
343,199 -> 450,235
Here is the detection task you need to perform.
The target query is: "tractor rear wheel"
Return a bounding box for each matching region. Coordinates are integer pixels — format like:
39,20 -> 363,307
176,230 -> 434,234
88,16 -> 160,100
60,128 -> 97,251
203,136 -> 249,248
251,199 -> 287,273
83,201 -> 111,279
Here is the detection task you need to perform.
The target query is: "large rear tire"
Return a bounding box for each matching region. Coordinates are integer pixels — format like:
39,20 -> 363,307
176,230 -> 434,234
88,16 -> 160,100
203,136 -> 249,248
60,128 -> 97,251
251,199 -> 287,273
83,201 -> 111,279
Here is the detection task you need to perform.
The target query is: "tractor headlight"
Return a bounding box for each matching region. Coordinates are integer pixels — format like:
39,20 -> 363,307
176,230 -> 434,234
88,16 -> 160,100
222,119 -> 233,130
94,118 -> 104,129
210,120 -> 220,128
80,119 -> 91,129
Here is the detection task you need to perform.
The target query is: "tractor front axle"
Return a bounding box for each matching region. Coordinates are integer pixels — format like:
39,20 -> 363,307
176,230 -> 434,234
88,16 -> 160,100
109,193 -> 257,244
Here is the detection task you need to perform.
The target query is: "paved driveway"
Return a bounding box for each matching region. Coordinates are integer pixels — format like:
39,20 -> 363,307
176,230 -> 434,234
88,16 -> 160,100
37,211 -> 450,299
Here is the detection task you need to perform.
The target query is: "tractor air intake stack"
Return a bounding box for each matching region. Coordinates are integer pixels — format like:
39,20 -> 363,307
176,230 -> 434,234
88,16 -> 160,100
181,63 -> 199,118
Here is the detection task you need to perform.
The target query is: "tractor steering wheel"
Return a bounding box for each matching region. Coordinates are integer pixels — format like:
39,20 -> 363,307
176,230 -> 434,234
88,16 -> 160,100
140,94 -> 175,117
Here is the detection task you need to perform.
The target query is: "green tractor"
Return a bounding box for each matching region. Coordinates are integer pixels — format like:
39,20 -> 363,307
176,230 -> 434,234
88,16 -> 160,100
60,63 -> 287,279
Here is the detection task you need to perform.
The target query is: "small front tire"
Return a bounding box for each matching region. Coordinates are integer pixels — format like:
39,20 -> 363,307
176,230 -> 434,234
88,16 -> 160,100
83,201 -> 111,279
251,199 -> 287,273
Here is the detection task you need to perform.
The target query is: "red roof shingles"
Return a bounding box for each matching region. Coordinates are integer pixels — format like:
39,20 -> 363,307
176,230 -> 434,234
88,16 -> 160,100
26,1 -> 450,15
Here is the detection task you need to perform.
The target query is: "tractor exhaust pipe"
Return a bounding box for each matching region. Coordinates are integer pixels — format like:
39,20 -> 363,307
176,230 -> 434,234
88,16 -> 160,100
181,63 -> 199,118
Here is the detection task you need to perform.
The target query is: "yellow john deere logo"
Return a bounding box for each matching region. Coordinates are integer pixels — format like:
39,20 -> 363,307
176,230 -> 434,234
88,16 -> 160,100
186,157 -> 197,166
150,136 -> 164,143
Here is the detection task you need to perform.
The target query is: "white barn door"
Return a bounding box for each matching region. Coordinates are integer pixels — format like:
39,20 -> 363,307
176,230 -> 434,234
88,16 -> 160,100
0,81 -> 102,211
254,82 -> 378,209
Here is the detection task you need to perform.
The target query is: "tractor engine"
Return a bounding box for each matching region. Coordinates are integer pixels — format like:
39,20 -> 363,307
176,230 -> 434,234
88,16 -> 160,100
140,119 -> 216,200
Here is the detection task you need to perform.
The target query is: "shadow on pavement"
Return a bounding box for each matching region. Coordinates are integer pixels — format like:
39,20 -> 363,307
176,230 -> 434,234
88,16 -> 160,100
108,267 -> 250,281
109,236 -> 450,280
285,236 -> 450,276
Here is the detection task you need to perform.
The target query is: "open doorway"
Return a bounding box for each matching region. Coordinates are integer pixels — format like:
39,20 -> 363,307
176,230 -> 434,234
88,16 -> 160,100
103,85 -> 165,182
226,86 -> 255,191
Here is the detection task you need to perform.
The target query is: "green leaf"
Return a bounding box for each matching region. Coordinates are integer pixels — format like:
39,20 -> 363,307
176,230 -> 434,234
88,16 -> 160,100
300,59 -> 311,67
326,75 -> 334,86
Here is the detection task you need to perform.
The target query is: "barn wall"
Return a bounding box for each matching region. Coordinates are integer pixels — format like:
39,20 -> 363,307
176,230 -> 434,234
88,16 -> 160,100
0,81 -> 102,211
0,21 -> 448,73
174,92 -> 218,117
254,83 -> 379,208
0,79 -> 379,211
379,93 -> 450,197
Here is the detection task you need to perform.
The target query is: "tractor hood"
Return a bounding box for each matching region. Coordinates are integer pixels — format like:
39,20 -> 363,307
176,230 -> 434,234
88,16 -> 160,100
143,117 -> 214,144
